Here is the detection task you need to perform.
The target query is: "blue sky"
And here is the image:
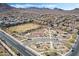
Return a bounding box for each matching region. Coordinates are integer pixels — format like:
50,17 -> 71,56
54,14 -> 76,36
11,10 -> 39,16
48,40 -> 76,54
9,3 -> 79,10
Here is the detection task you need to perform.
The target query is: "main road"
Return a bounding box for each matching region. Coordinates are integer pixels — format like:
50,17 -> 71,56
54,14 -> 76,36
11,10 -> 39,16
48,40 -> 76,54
0,31 -> 40,56
72,36 -> 79,56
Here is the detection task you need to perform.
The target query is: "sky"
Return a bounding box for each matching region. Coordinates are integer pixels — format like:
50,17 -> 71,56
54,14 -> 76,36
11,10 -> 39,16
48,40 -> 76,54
9,3 -> 79,10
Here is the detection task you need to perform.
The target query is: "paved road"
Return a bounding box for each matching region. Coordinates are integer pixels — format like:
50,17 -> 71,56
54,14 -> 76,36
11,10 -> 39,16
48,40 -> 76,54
0,31 -> 38,56
72,36 -> 79,56
66,35 -> 79,56
74,45 -> 79,56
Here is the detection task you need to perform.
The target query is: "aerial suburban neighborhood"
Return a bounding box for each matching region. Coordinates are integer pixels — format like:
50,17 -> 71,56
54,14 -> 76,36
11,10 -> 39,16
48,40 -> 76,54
0,3 -> 79,56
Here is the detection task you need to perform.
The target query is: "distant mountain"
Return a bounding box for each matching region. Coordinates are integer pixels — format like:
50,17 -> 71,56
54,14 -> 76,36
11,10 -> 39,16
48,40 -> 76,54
70,8 -> 79,13
73,8 -> 79,10
0,3 -> 14,11
26,7 -> 50,10
53,8 -> 63,11
24,7 -> 65,12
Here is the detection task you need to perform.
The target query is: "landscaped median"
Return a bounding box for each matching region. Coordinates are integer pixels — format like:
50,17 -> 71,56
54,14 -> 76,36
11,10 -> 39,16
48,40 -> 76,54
0,39 -> 17,56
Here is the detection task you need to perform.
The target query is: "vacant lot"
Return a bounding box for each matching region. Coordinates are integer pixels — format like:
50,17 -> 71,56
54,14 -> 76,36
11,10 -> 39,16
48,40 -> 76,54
5,23 -> 41,33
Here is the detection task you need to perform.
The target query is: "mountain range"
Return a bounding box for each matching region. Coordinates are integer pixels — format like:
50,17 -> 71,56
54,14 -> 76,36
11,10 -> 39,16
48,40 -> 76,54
0,3 -> 79,12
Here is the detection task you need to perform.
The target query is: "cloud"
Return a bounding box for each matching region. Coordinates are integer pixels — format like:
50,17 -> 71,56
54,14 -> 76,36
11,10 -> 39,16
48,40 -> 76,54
43,4 -> 57,9
10,4 -> 57,9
